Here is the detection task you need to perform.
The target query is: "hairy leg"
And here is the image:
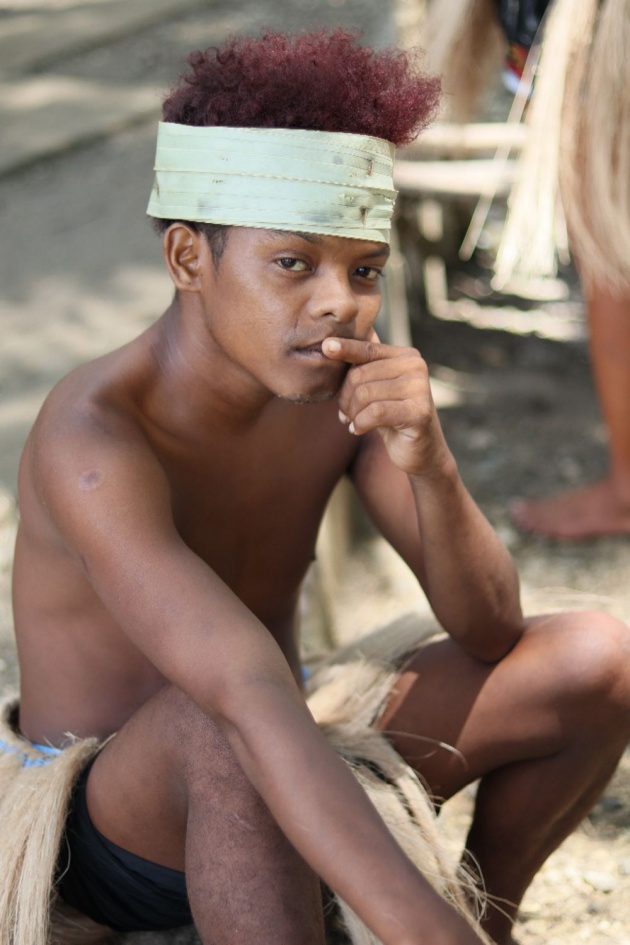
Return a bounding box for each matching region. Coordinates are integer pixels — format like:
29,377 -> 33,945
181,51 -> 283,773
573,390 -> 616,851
378,611 -> 630,944
84,685 -> 325,945
511,283 -> 630,538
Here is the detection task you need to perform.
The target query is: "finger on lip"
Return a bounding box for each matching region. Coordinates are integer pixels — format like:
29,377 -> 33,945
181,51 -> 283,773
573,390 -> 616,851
322,337 -> 342,355
323,336 -> 381,364
322,336 -> 366,357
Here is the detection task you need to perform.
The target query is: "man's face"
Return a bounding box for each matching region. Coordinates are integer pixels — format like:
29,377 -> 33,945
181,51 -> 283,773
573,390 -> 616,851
198,227 -> 389,404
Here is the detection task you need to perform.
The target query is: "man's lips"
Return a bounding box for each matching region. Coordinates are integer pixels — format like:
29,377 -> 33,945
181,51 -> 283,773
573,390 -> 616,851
294,335 -> 354,356
296,342 -> 327,356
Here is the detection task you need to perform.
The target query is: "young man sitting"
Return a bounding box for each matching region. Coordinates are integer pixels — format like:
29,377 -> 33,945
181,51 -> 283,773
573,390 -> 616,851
4,28 -> 630,945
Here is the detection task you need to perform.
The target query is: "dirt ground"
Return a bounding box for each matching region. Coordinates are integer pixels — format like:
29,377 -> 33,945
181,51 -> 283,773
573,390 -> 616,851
1,2 -> 630,942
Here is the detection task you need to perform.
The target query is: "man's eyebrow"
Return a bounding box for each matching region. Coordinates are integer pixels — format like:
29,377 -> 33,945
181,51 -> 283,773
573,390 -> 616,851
268,229 -> 390,258
364,245 -> 390,259
269,229 -> 324,245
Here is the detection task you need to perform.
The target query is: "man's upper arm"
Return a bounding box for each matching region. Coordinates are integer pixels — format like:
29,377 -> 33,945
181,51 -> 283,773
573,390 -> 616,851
32,412 -> 298,717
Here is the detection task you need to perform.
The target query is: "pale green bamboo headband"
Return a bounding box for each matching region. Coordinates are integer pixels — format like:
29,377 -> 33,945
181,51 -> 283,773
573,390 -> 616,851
147,122 -> 397,244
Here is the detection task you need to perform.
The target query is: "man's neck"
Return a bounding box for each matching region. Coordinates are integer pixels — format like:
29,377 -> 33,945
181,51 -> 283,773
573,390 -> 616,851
144,300 -> 280,436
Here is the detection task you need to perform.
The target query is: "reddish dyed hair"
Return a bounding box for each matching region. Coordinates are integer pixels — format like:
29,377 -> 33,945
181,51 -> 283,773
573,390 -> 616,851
162,28 -> 440,146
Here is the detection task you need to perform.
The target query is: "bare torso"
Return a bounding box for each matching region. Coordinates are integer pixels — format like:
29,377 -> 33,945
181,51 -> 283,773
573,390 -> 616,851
4,223 -> 549,945
13,327 -> 357,745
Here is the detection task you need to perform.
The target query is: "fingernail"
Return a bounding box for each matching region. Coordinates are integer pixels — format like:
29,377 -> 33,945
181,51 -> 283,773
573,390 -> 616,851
348,422 -> 356,434
338,410 -> 349,424
324,338 -> 341,353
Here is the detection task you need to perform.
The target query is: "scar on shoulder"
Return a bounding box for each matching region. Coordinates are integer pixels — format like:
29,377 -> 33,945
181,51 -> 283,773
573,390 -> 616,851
78,469 -> 103,491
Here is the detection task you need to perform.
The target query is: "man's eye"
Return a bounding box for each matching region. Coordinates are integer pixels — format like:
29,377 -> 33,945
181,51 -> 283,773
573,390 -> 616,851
277,258 -> 308,272
356,266 -> 382,281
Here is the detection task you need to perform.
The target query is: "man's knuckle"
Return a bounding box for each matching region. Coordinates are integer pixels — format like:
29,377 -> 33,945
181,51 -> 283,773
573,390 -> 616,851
415,402 -> 432,423
356,385 -> 372,409
409,354 -> 427,375
369,401 -> 387,423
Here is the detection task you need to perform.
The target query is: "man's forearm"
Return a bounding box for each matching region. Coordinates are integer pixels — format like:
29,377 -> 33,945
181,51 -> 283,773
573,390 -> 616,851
410,457 -> 523,661
218,679 -> 485,945
327,336 -> 522,662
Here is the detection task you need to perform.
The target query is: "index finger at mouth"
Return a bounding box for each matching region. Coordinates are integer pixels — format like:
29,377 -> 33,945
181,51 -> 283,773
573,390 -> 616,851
322,336 -> 395,364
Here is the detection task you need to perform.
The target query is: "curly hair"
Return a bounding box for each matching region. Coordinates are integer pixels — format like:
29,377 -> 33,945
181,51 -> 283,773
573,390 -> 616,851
162,28 -> 439,145
154,29 -> 440,261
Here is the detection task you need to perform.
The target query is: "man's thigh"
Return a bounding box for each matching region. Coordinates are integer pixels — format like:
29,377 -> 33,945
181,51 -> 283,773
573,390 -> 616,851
61,684 -> 326,942
85,685 -> 193,869
377,613 -> 604,801
84,683 -> 277,870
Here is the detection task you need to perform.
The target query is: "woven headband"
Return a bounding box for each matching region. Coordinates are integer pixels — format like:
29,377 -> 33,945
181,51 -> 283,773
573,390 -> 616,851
147,123 -> 397,244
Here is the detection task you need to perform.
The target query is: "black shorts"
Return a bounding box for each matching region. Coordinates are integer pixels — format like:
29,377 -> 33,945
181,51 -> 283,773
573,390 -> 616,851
56,760 -> 193,933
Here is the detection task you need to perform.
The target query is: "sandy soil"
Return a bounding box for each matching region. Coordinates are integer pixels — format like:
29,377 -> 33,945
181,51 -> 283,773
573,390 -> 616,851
1,2 -> 630,942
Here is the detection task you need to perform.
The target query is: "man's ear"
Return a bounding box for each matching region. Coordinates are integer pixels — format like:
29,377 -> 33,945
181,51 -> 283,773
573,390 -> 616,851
162,224 -> 204,292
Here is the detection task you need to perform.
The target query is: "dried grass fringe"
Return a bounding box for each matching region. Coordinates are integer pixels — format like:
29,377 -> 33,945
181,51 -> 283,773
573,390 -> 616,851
496,0 -> 630,293
308,613 -> 492,945
0,697 -> 102,945
420,0 -> 504,122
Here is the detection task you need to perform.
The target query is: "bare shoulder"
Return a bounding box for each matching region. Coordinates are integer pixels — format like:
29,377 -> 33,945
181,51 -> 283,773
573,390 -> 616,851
23,355 -> 170,551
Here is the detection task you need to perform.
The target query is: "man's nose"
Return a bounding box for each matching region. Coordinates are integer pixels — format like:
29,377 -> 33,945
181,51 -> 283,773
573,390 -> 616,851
310,273 -> 359,323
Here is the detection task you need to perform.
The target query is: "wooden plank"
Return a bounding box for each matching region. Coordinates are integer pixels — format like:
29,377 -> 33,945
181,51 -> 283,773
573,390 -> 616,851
401,123 -> 528,159
394,158 -> 517,199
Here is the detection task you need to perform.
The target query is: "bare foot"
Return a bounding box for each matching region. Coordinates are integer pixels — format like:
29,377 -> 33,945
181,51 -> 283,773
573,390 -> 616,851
510,477 -> 630,539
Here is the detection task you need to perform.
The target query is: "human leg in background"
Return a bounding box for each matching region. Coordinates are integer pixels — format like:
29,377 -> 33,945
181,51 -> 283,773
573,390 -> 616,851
510,281 -> 630,539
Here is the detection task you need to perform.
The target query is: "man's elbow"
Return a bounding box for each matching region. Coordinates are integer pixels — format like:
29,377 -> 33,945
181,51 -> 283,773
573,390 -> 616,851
478,631 -> 524,665
460,612 -> 525,664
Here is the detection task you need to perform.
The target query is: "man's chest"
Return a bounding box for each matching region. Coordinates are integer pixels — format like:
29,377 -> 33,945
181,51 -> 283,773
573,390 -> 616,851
163,432 -> 354,610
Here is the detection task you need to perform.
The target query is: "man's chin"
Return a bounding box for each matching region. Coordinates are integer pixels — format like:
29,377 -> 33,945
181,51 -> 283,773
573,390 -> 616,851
277,372 -> 344,405
279,390 -> 337,405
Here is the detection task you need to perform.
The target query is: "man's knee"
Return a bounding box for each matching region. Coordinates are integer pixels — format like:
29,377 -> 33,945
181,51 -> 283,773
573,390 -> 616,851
529,610 -> 630,720
87,684 -> 264,859
147,685 -> 251,791
99,683 -> 253,807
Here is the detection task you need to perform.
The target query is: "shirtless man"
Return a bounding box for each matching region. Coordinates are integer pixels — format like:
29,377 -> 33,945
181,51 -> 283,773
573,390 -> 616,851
10,29 -> 630,945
